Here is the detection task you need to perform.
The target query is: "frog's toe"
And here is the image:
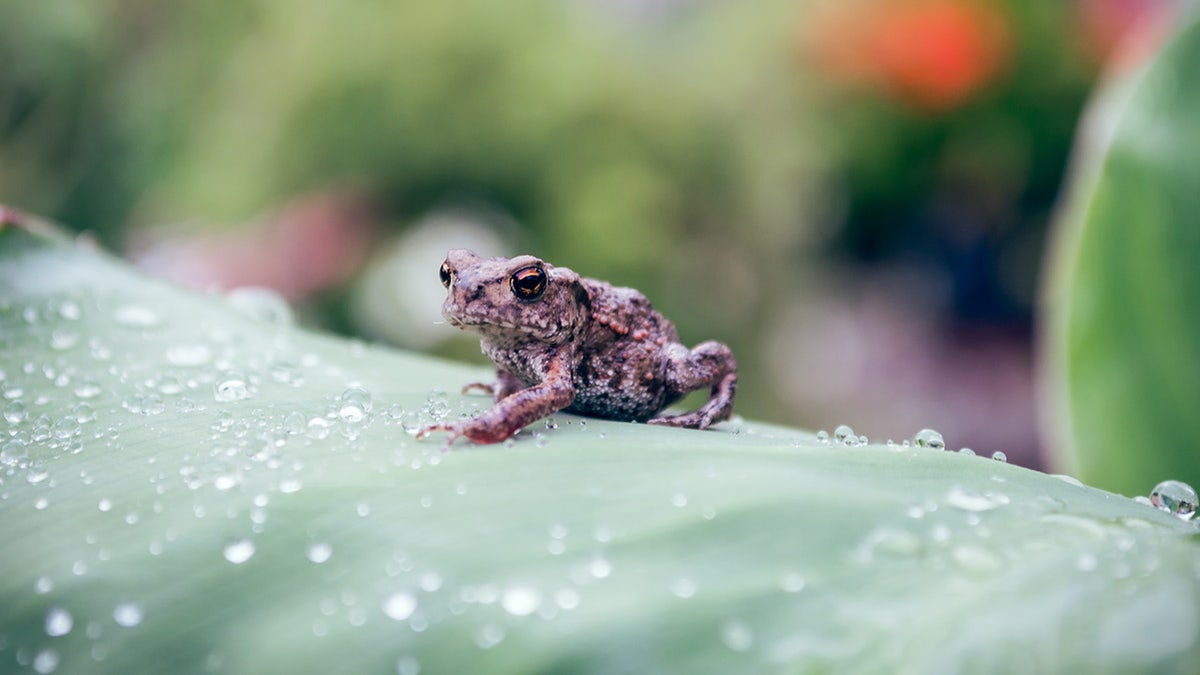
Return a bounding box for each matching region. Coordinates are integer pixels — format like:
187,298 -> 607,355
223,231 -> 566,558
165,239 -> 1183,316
647,411 -> 711,429
415,422 -> 462,445
461,381 -> 497,396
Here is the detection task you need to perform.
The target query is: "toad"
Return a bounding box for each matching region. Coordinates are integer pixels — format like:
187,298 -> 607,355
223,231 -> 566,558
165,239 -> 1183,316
417,249 -> 737,445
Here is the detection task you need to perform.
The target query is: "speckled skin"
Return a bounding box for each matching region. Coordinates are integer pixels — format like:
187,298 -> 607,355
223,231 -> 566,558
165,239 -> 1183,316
417,249 -> 737,445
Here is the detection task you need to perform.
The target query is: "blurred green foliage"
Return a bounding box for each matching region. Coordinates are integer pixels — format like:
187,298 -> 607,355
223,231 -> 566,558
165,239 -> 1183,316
2,0 -> 1106,441
1045,6 -> 1200,495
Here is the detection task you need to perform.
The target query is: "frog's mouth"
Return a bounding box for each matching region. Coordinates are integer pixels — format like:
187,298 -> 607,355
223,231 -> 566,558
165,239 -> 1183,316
445,309 -> 568,343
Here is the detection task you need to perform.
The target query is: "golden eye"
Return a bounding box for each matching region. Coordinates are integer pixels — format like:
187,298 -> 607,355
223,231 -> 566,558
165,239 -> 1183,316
510,265 -> 547,300
439,261 -> 453,288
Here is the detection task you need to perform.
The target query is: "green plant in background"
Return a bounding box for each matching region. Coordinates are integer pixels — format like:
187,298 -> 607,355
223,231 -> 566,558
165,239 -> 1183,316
0,0 -> 1113,439
1043,5 -> 1200,496
1,205 -> 1198,672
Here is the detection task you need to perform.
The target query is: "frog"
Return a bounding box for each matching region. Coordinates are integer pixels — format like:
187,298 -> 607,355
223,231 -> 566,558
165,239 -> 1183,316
417,249 -> 737,445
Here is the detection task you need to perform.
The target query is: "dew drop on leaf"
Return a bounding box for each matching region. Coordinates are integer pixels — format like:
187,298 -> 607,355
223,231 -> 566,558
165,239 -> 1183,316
113,602 -> 144,627
225,287 -> 294,325
383,592 -> 417,621
396,656 -> 421,675
1149,480 -> 1198,520
33,649 -> 60,674
501,585 -> 542,616
833,424 -> 855,445
670,577 -> 697,599
213,373 -> 251,402
112,304 -> 161,328
165,344 -> 212,367
338,386 -> 371,423
913,428 -> 945,450
719,619 -> 754,652
45,607 -> 73,637
306,542 -> 333,564
222,539 -> 256,564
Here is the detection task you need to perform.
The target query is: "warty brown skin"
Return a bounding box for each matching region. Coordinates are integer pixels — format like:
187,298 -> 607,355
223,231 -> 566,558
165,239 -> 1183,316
417,249 -> 737,445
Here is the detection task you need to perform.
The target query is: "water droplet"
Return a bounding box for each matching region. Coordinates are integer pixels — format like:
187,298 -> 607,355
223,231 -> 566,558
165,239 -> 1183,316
36,577 -> 54,594
338,386 -> 372,423
944,486 -> 1009,512
306,542 -> 333,564
383,592 -> 417,621
213,372 -> 252,402
670,577 -> 697,599
719,619 -> 755,652
474,623 -> 505,649
951,545 -> 1002,574
45,607 -> 73,637
588,556 -> 612,579
501,586 -> 542,616
815,430 -> 829,444
779,572 -> 806,593
279,478 -> 303,494
113,603 -> 143,627
958,447 -> 976,456
282,411 -> 307,435
913,428 -> 945,450
1149,480 -> 1198,520
419,572 -> 443,592
52,413 -> 81,439
57,299 -> 82,320
1050,474 -> 1084,488
670,492 -> 688,507
307,417 -> 332,439
833,424 -> 855,445
1076,552 -> 1099,572
396,656 -> 421,675
49,328 -> 79,351
991,451 -> 1007,463
858,527 -> 921,560
225,287 -> 294,325
72,379 -> 102,399
166,344 -> 212,367
555,588 -> 581,610
223,539 -> 255,564
4,400 -> 27,424
33,649 -> 60,674
98,498 -> 113,512
113,305 -> 160,328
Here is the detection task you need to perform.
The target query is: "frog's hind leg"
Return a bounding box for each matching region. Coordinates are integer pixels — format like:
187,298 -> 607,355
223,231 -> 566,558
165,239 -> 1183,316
648,341 -> 737,430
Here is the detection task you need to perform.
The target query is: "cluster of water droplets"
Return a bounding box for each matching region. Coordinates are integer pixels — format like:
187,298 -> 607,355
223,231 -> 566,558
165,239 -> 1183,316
812,424 -> 1009,463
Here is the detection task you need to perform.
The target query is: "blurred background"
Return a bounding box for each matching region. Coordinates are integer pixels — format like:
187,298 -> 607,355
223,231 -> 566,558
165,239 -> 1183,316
0,0 -> 1174,468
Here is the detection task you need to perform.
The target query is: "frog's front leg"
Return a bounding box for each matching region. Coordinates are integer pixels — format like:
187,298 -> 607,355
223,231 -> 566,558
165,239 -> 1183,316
461,369 -> 525,402
648,341 -> 737,430
418,360 -> 574,445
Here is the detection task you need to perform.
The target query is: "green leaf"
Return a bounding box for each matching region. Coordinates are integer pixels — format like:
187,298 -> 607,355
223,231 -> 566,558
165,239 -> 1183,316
1,212 -> 1198,674
1043,9 -> 1200,495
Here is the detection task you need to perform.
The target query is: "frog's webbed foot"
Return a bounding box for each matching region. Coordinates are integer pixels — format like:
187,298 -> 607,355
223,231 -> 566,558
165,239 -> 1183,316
649,341 -> 737,430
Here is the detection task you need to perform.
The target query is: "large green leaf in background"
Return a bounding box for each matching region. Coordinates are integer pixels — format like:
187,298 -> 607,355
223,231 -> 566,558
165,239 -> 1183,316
1043,7 -> 1200,495
1,211 -> 1198,674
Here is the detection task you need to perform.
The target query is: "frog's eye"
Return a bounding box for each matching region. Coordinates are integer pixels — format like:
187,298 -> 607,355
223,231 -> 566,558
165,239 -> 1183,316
510,265 -> 547,300
439,261 -> 453,288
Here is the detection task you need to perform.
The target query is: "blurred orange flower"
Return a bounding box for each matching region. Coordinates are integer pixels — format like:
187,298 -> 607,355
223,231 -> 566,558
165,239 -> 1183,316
805,0 -> 1011,111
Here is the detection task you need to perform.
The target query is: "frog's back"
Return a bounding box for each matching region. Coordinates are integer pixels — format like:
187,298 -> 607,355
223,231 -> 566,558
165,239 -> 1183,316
566,280 -> 681,421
